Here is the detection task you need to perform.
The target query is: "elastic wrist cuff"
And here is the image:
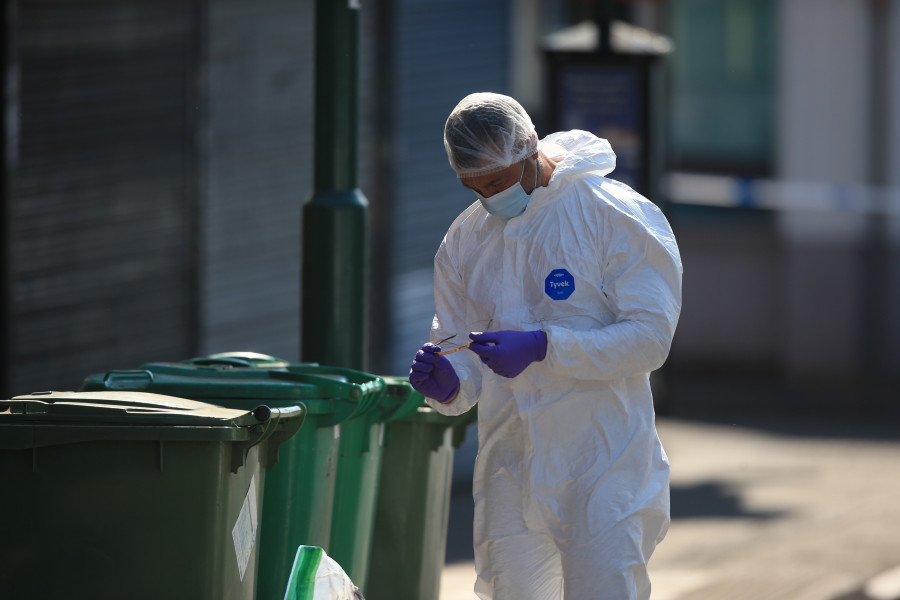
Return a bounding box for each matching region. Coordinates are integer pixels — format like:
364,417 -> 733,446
439,385 -> 460,404
535,329 -> 548,362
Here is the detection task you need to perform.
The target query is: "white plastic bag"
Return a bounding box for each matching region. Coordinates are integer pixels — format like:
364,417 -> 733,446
284,546 -> 365,600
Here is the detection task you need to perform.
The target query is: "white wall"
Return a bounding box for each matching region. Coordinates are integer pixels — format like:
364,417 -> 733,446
775,0 -> 873,378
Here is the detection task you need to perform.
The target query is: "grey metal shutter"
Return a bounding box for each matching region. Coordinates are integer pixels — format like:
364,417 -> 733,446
383,0 -> 512,373
11,0 -> 197,394
200,0 -> 313,361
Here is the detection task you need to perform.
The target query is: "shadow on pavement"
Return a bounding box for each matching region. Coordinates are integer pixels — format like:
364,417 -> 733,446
670,481 -> 788,520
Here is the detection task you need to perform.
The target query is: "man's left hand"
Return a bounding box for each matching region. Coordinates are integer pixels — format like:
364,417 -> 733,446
467,329 -> 547,378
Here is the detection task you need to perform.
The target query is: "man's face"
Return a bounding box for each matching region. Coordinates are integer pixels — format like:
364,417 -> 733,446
460,160 -> 525,199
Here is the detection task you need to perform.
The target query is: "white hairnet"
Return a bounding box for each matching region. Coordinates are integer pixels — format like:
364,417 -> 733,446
443,92 -> 538,179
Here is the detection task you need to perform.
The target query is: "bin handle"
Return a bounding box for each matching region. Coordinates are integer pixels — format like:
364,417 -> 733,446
101,370 -> 154,391
229,404 -> 306,473
328,376 -> 386,424
261,404 -> 307,469
184,357 -> 257,368
381,382 -> 424,424
268,371 -> 387,425
184,352 -> 294,368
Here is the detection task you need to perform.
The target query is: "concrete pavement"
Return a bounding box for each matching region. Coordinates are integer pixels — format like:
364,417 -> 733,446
438,405 -> 900,600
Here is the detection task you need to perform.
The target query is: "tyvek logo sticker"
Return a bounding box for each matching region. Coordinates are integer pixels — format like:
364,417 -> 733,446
545,269 -> 574,300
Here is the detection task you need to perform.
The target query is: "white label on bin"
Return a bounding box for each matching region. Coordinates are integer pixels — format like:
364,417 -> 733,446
334,424 -> 340,440
232,474 -> 259,581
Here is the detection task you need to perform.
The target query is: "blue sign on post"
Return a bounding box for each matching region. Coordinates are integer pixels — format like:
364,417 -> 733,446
545,269 -> 575,300
558,65 -> 643,192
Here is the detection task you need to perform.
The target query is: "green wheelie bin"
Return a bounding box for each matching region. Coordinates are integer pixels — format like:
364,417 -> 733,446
365,377 -> 478,600
0,390 -> 305,600
275,363 -> 413,594
80,352 -> 386,600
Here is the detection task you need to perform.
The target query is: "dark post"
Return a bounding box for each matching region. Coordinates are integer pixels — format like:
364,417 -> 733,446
367,0 -> 394,376
596,0 -> 613,55
301,0 -> 368,371
2,0 -> 17,398
863,0 -> 889,401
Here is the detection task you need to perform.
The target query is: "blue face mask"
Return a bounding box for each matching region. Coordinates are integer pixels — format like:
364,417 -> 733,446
476,159 -> 536,218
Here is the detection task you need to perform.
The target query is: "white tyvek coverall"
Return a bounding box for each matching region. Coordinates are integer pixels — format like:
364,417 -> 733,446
425,130 -> 682,600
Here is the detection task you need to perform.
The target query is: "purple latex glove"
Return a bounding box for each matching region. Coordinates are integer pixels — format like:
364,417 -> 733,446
408,343 -> 460,403
467,330 -> 548,378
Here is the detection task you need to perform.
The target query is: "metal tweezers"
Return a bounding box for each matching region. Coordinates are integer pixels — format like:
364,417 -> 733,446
434,319 -> 491,355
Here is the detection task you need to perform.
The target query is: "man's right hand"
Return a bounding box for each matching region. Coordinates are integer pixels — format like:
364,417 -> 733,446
409,343 -> 460,403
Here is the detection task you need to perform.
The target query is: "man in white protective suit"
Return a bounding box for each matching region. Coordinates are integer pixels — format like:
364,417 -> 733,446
408,92 -> 682,600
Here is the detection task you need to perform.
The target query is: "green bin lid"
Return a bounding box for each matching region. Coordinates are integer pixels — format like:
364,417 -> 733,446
0,391 -> 306,471
83,366 -> 324,403
80,355 -> 386,424
4,391 -> 266,426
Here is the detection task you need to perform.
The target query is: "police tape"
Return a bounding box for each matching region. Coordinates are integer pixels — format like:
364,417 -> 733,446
665,172 -> 900,216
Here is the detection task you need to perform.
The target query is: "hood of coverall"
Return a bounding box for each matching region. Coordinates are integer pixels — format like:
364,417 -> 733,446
538,129 -> 618,184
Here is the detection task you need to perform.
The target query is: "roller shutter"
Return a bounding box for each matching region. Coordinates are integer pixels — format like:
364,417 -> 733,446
10,0 -> 198,394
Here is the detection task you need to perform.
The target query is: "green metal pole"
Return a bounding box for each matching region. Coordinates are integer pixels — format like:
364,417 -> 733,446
302,1 -> 382,592
302,0 -> 368,372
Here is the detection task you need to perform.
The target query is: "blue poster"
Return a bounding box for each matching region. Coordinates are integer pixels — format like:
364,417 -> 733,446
558,65 -> 643,192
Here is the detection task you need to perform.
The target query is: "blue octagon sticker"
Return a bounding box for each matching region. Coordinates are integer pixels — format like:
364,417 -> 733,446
544,269 -> 574,300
